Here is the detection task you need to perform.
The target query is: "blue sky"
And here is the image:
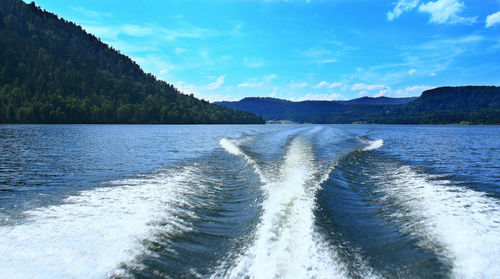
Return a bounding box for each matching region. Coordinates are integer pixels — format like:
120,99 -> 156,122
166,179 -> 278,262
32,0 -> 500,101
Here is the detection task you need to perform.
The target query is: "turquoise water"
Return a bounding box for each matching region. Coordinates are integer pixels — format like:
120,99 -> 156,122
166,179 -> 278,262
0,124 -> 499,278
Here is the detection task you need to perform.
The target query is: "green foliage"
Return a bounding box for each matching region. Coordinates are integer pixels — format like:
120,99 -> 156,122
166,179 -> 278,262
216,87 -> 500,124
0,0 -> 264,124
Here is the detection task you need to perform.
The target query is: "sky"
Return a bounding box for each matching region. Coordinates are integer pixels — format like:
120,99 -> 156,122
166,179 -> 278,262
31,0 -> 500,102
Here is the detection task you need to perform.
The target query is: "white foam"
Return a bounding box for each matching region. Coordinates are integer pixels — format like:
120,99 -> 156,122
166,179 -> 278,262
215,138 -> 373,279
376,165 -> 500,278
0,167 -> 202,279
220,138 -> 244,156
362,139 -> 384,151
220,137 -> 268,184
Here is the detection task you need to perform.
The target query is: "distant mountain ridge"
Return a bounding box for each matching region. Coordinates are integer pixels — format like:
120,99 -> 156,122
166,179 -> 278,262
0,0 -> 264,124
215,86 -> 500,124
337,96 -> 417,105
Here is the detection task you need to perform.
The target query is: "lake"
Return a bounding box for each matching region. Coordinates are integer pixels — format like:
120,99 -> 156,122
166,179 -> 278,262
1,124 -> 499,278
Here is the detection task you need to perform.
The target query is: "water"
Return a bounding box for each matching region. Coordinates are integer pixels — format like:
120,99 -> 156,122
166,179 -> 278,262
0,124 -> 499,279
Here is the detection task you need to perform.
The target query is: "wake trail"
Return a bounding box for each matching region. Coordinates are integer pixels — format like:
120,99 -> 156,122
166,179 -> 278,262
0,166 -> 207,279
218,136 -> 377,279
372,164 -> 500,278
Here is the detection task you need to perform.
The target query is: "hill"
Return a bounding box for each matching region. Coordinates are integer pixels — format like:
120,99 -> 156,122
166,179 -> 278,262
215,87 -> 500,124
337,96 -> 416,105
215,97 -> 407,123
214,96 -> 407,122
381,86 -> 500,124
0,0 -> 264,124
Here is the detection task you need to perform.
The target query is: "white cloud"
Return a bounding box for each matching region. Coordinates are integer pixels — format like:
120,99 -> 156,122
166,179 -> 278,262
408,69 -> 416,75
238,82 -> 264,88
300,46 -> 331,58
418,0 -> 476,24
174,48 -> 189,55
70,6 -> 111,18
315,81 -> 330,88
290,81 -> 309,89
315,58 -> 337,64
299,46 -> 337,64
352,83 -> 387,91
387,0 -> 476,24
175,78 -> 234,102
357,90 -> 369,97
387,0 -> 420,21
486,11 -> 500,28
393,85 -> 432,96
264,74 -> 277,81
208,75 -> 225,89
269,87 -> 277,98
238,74 -> 276,88
290,93 -> 345,102
121,24 -> 154,37
132,54 -> 174,78
314,81 -> 342,89
243,58 -> 264,68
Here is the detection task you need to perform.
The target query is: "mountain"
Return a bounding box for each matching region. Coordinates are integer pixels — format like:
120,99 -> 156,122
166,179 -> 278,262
0,0 -> 264,124
215,86 -> 500,124
215,97 -> 408,123
337,96 -> 417,105
382,86 -> 500,124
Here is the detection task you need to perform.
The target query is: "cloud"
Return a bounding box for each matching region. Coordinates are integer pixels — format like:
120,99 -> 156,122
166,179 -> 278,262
418,0 -> 476,24
208,75 -> 225,89
408,69 -> 416,75
352,83 -> 387,91
393,85 -> 432,96
243,58 -> 265,68
387,0 -> 420,21
121,24 -> 154,37
70,6 -> 111,18
264,74 -> 277,81
300,46 -> 331,58
175,77 -> 234,102
269,87 -> 277,98
299,46 -> 337,64
354,34 -> 484,85
290,93 -> 345,102
387,0 -> 476,24
238,82 -> 264,88
486,11 -> 500,28
132,54 -> 174,77
238,74 -> 277,88
290,81 -> 309,89
314,81 -> 342,89
174,48 -> 189,55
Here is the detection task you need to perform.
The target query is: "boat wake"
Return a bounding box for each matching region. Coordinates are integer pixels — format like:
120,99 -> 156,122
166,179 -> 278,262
361,139 -> 384,151
217,137 -> 376,279
0,166 -> 207,279
371,164 -> 500,278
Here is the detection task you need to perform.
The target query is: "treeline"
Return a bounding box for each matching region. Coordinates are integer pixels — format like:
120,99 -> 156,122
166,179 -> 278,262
216,87 -> 500,124
0,0 -> 264,124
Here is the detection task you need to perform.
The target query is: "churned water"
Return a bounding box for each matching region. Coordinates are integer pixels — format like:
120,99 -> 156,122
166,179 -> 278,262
0,124 -> 499,278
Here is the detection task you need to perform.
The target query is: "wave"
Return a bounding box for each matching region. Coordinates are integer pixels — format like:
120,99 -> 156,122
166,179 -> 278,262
0,166 -> 205,279
220,137 -> 268,184
374,165 -> 500,278
217,137 -> 375,279
362,139 -> 384,151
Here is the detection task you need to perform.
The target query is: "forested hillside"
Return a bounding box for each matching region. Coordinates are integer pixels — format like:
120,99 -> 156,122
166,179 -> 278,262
0,0 -> 264,124
216,87 -> 500,124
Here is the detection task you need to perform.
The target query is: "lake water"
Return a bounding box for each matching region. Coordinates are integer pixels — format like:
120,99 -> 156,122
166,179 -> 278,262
0,124 -> 499,279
